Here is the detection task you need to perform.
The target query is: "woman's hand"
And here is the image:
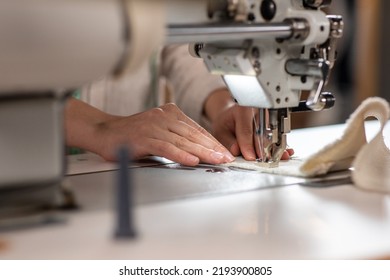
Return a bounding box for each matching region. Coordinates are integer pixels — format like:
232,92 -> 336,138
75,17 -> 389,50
65,99 -> 234,166
204,89 -> 294,161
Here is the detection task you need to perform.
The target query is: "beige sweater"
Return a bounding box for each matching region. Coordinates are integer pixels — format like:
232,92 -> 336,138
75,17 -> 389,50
80,44 -> 226,124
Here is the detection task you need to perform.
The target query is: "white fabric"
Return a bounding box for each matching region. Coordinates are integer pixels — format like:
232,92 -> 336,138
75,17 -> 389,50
299,97 -> 386,176
351,98 -> 390,192
224,157 -> 307,177
224,97 -> 390,192
80,45 -> 226,124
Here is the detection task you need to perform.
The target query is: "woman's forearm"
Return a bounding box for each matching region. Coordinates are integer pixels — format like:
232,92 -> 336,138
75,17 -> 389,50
64,98 -> 118,154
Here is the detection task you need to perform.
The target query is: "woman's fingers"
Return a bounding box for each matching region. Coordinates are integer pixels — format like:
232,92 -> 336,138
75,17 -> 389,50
143,138 -> 201,166
233,107 -> 257,160
167,120 -> 234,162
125,104 -> 234,165
281,147 -> 295,160
211,104 -> 295,162
159,104 -> 234,163
145,137 -> 237,167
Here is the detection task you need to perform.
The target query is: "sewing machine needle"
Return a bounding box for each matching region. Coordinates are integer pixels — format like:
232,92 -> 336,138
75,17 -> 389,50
254,108 -> 267,162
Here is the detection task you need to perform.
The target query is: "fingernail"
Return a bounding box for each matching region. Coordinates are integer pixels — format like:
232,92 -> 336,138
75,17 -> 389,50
246,153 -> 257,161
187,155 -> 199,165
224,152 -> 235,162
211,152 -> 225,161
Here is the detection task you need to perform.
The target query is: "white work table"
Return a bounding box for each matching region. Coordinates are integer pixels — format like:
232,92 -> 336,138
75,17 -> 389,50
1,122 -> 390,259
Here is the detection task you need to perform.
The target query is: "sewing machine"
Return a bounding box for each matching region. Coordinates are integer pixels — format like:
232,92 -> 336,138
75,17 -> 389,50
167,0 -> 343,164
0,0 -> 342,222
2,0 -> 390,262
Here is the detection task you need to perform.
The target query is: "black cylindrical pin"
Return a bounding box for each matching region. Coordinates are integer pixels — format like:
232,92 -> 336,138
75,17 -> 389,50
115,146 -> 136,239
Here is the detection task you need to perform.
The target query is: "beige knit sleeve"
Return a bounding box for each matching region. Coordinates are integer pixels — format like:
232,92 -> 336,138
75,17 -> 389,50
161,45 -> 226,124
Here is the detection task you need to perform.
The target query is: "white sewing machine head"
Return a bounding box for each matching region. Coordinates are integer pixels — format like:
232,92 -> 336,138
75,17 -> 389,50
166,0 -> 343,164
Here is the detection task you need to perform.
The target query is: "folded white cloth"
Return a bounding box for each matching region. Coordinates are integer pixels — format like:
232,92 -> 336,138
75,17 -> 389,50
224,97 -> 390,193
350,98 -> 390,192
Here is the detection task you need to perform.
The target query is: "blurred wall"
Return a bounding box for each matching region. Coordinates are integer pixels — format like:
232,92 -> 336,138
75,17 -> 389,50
355,0 -> 380,106
378,0 -> 390,102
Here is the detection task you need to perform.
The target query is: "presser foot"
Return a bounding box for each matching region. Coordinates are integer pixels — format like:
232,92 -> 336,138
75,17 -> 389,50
255,133 -> 287,168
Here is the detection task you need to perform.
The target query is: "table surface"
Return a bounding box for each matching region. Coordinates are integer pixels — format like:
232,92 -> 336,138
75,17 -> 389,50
1,121 -> 389,259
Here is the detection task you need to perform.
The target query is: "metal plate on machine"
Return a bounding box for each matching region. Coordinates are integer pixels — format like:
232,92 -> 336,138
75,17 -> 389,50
66,160 -> 350,212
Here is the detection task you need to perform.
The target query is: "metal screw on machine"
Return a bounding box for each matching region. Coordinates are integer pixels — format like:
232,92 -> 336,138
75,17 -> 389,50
303,0 -> 332,9
192,43 -> 204,58
324,15 -> 344,68
114,146 -> 137,239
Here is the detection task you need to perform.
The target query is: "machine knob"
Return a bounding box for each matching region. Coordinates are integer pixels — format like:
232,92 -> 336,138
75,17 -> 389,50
321,92 -> 336,109
291,92 -> 335,112
260,0 -> 277,21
